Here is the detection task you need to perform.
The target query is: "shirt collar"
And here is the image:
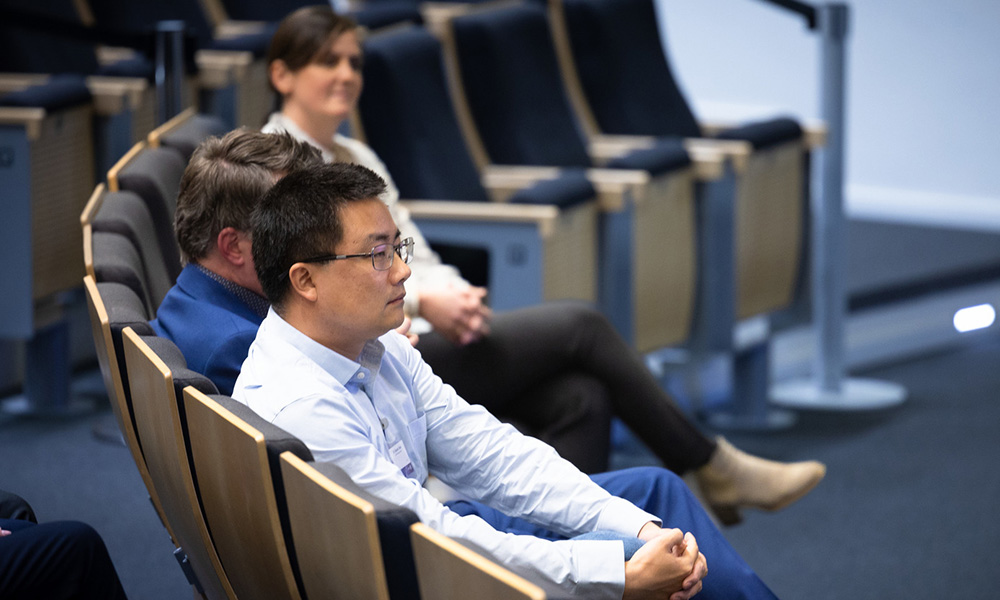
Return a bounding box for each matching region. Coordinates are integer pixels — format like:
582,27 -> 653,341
263,307 -> 386,393
195,264 -> 270,319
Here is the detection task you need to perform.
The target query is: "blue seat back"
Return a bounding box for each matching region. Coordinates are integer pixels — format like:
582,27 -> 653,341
0,0 -> 103,75
360,26 -> 489,202
450,3 -> 592,168
562,0 -> 701,138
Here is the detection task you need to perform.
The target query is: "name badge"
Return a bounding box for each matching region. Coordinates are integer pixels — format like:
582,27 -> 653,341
389,440 -> 415,478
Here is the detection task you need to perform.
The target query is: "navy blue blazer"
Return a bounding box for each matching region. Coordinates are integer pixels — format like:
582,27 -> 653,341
151,265 -> 264,395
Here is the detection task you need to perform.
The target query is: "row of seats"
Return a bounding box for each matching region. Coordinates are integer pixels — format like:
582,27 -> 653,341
350,0 -> 824,423
2,0 -> 825,416
82,109 -> 559,599
69,0 -> 825,593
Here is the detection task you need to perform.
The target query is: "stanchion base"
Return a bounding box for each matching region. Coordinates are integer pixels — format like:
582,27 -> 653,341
704,407 -> 798,432
770,377 -> 907,410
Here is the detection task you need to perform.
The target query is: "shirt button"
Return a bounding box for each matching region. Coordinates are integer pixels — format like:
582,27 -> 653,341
357,372 -> 366,380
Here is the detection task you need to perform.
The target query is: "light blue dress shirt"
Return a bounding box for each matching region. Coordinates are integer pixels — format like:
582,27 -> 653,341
233,309 -> 660,598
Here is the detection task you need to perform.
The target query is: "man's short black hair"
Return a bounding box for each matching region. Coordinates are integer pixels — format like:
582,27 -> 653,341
251,162 -> 388,309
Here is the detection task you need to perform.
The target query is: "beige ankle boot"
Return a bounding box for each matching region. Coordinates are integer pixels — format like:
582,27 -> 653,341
694,437 -> 826,525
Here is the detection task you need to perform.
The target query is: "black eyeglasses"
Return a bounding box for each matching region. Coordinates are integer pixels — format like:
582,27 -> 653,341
298,237 -> 414,271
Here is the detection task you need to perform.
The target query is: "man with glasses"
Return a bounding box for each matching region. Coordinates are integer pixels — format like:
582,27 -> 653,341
154,129 -> 823,527
153,130 -> 613,474
150,130 -> 327,395
234,162 -> 779,600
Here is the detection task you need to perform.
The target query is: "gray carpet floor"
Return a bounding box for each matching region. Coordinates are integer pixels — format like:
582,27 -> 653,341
2,334 -> 999,599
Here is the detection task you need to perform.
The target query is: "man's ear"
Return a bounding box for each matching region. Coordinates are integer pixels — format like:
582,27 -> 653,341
269,60 -> 292,96
287,263 -> 318,303
216,227 -> 249,266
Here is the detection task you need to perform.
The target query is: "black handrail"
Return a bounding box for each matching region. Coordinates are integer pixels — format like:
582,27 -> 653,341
753,0 -> 819,29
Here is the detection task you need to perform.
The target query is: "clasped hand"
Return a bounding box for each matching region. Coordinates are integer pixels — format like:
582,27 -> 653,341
624,524 -> 708,600
419,285 -> 492,346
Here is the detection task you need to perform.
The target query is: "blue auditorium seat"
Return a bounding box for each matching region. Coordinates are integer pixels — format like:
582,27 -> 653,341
551,0 -> 822,425
359,24 -> 603,311
438,3 -> 703,353
0,0 -> 157,174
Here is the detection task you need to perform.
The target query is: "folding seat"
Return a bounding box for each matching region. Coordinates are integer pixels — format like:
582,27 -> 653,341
426,5 -> 718,352
410,522 -> 565,600
107,141 -> 188,284
82,184 -> 174,313
80,0 -> 275,128
148,107 -> 229,162
279,452 -> 422,600
0,0 -> 157,174
122,328 -> 236,599
187,383 -> 426,600
358,24 -> 603,310
88,230 -> 156,316
82,275 -> 174,540
551,0 -> 821,322
0,75 -> 95,344
182,388 -> 310,600
549,0 -> 826,424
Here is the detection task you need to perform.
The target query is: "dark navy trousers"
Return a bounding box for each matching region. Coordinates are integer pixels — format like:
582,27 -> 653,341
0,519 -> 128,600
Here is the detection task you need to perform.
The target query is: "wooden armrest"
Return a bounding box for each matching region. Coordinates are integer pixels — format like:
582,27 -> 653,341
481,164 -> 641,212
95,46 -> 142,67
684,138 -> 751,176
802,119 -> 827,148
584,166 -> 648,211
196,49 -> 254,88
483,163 -> 652,212
85,76 -> 149,116
697,120 -> 731,137
420,2 -> 476,37
400,200 -> 562,237
0,73 -> 51,94
0,73 -> 147,117
0,107 -> 47,140
587,133 -> 658,163
480,164 -> 563,201
215,20 -> 269,40
588,133 -> 732,182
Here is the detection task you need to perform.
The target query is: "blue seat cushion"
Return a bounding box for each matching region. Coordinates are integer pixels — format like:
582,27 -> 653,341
606,137 -> 691,176
0,74 -> 91,110
715,117 -> 803,150
97,56 -> 156,79
509,168 -> 595,209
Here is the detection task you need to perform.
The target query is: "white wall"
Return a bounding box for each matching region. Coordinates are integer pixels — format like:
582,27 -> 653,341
655,0 -> 1000,231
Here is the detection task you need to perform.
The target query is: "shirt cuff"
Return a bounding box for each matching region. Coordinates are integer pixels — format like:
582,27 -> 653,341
596,496 -> 661,538
565,539 -> 627,599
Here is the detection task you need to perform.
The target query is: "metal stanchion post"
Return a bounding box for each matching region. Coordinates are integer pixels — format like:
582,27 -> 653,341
155,20 -> 185,125
771,3 -> 906,410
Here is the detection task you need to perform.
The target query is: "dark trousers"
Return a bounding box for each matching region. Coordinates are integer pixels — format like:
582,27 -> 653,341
449,467 -> 778,600
0,519 -> 128,600
418,302 -> 716,474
